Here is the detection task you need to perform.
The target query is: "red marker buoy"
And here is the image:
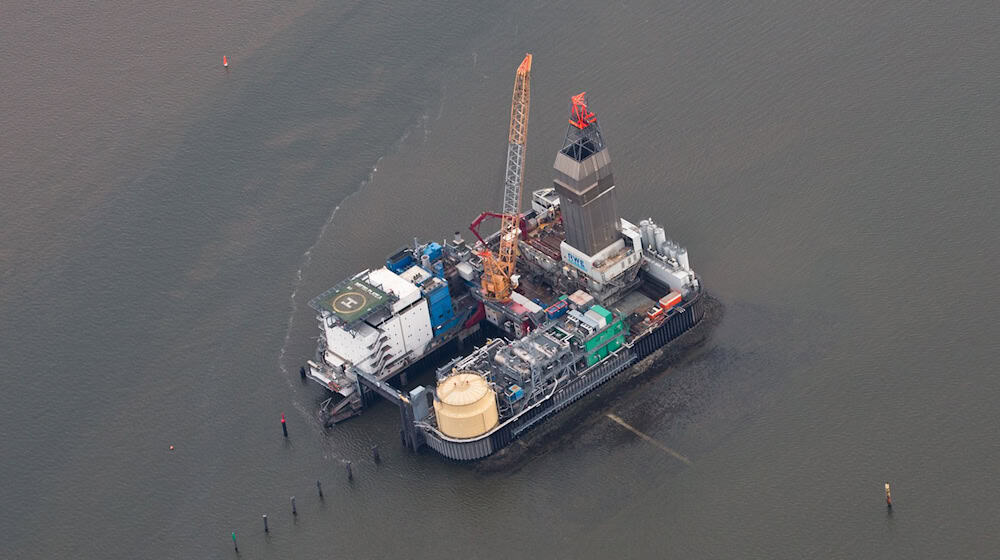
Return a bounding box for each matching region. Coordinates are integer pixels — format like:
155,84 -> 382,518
281,412 -> 288,438
222,55 -> 229,68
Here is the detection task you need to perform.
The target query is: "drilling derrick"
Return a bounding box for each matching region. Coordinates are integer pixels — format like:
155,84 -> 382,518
553,92 -> 619,257
477,53 -> 532,301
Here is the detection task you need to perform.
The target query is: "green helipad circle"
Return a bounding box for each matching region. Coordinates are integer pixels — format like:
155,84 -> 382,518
331,291 -> 367,314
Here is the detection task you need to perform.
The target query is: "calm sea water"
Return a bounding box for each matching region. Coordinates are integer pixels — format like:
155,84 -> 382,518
2,1 -> 998,558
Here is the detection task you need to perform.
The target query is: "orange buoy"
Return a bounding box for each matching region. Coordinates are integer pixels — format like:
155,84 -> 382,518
222,55 -> 229,68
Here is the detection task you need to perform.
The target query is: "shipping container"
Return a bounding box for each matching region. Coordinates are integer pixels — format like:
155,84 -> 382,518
544,300 -> 569,319
567,289 -> 595,310
659,291 -> 683,311
590,304 -> 614,324
386,248 -> 415,274
584,309 -> 608,329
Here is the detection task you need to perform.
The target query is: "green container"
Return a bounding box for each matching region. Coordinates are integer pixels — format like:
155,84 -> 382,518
590,304 -> 614,324
582,315 -> 627,368
583,319 -> 623,352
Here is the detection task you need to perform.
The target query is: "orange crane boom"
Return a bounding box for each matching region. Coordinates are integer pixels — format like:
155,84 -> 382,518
479,53 -> 532,301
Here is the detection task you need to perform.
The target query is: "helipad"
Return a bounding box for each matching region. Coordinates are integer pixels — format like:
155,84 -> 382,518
309,278 -> 390,324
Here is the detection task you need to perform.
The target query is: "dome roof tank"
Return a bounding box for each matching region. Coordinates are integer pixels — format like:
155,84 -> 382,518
433,372 -> 499,439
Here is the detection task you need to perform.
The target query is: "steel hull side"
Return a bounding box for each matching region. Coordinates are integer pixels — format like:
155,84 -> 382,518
422,292 -> 704,460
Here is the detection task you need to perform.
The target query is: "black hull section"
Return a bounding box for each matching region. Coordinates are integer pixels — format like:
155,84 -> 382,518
632,292 -> 705,361
422,291 -> 705,461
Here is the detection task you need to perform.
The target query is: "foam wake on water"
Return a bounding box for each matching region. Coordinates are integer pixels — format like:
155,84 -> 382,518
275,114 -> 434,437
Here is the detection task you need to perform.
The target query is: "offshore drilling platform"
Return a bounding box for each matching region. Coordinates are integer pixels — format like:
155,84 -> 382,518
305,55 -> 704,460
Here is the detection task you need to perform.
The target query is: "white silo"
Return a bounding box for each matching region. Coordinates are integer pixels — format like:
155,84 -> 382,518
640,220 -> 655,251
677,247 -> 690,270
654,227 -> 667,254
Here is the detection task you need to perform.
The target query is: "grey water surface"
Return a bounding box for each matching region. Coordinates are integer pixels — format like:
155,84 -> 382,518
1,1 -> 997,558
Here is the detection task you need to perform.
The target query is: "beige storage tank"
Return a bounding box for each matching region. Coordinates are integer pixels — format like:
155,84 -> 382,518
433,372 -> 499,439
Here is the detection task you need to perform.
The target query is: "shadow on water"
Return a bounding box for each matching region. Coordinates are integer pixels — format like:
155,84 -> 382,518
474,293 -> 834,475
471,294 -> 725,474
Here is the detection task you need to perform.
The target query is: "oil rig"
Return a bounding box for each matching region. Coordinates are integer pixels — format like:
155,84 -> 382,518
305,55 -> 704,459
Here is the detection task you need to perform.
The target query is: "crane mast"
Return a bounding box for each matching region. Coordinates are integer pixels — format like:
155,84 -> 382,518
480,53 -> 532,301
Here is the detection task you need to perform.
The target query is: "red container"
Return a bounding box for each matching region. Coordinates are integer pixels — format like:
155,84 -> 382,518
659,291 -> 682,311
